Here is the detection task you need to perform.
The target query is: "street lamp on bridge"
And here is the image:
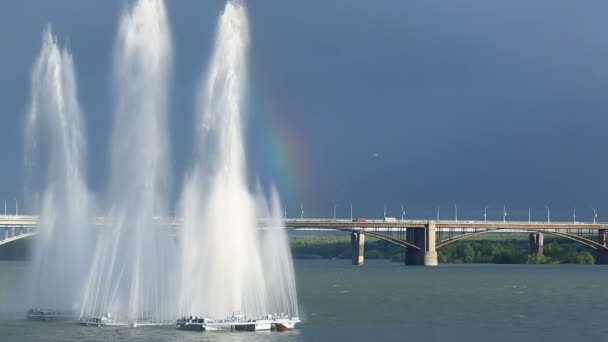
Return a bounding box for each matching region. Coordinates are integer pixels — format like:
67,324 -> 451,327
594,208 -> 597,224
333,203 -> 337,221
484,206 -> 487,222
546,206 -> 550,223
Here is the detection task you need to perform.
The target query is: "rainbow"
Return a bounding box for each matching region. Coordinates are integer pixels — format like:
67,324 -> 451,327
246,55 -> 310,212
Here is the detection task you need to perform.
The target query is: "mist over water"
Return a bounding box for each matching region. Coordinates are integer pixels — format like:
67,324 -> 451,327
178,1 -> 298,319
257,186 -> 299,317
25,27 -> 93,312
79,0 -> 175,322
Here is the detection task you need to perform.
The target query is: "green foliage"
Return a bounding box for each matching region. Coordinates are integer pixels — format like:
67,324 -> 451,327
390,252 -> 405,262
524,254 -> 557,264
290,235 -> 599,264
289,236 -> 352,259
365,249 -> 383,259
439,238 -> 528,264
575,252 -> 595,264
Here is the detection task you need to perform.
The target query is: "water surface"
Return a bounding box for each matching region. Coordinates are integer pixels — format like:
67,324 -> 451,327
1,260 -> 607,341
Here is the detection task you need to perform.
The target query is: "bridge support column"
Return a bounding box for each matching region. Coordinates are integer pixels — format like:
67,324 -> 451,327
351,232 -> 365,265
595,230 -> 608,264
405,229 -> 424,265
529,232 -> 543,255
11,227 -> 14,238
424,222 -> 438,266
405,221 -> 438,266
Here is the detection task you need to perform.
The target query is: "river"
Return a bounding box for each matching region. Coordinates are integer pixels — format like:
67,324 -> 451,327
1,260 -> 607,341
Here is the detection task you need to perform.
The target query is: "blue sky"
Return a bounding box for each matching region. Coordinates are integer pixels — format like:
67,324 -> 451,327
1,0 -> 608,220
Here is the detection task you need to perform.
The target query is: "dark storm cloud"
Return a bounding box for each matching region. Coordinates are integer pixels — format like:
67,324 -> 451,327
1,1 -> 607,220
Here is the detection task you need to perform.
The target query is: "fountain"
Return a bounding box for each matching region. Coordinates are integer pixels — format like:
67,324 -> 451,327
24,26 -> 93,318
78,0 -> 176,325
23,0 -> 298,329
177,0 -> 299,327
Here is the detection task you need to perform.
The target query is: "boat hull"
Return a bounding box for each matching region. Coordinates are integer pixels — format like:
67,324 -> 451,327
274,321 -> 296,331
177,323 -> 205,331
178,321 -> 272,331
233,321 -> 272,331
78,319 -> 172,327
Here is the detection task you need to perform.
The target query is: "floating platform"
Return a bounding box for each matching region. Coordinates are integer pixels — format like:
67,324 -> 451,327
26,308 -> 74,321
177,314 -> 300,332
77,314 -> 173,327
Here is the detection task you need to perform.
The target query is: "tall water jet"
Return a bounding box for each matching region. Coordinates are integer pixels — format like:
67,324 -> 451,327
80,0 -> 175,323
25,26 -> 93,313
179,1 -> 298,320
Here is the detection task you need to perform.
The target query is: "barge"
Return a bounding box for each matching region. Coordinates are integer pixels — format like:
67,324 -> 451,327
177,314 -> 299,332
77,313 -> 173,327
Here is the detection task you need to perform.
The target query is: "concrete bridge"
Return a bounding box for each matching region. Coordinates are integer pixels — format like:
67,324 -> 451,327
0,216 -> 37,247
2,216 -> 608,266
282,219 -> 608,266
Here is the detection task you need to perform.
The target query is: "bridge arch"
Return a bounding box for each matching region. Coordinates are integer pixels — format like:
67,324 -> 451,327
0,232 -> 36,247
338,228 -> 422,250
287,227 -> 422,251
436,228 -> 608,251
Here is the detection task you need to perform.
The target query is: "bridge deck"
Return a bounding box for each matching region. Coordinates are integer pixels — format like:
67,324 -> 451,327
2,215 -> 608,230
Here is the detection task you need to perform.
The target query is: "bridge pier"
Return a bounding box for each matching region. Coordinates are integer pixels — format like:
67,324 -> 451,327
529,232 -> 544,255
405,229 -> 424,265
595,229 -> 608,264
351,232 -> 365,265
405,221 -> 438,266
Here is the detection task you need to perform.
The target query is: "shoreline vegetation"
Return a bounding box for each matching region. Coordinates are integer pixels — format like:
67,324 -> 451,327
290,234 -> 597,264
0,234 -> 598,264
